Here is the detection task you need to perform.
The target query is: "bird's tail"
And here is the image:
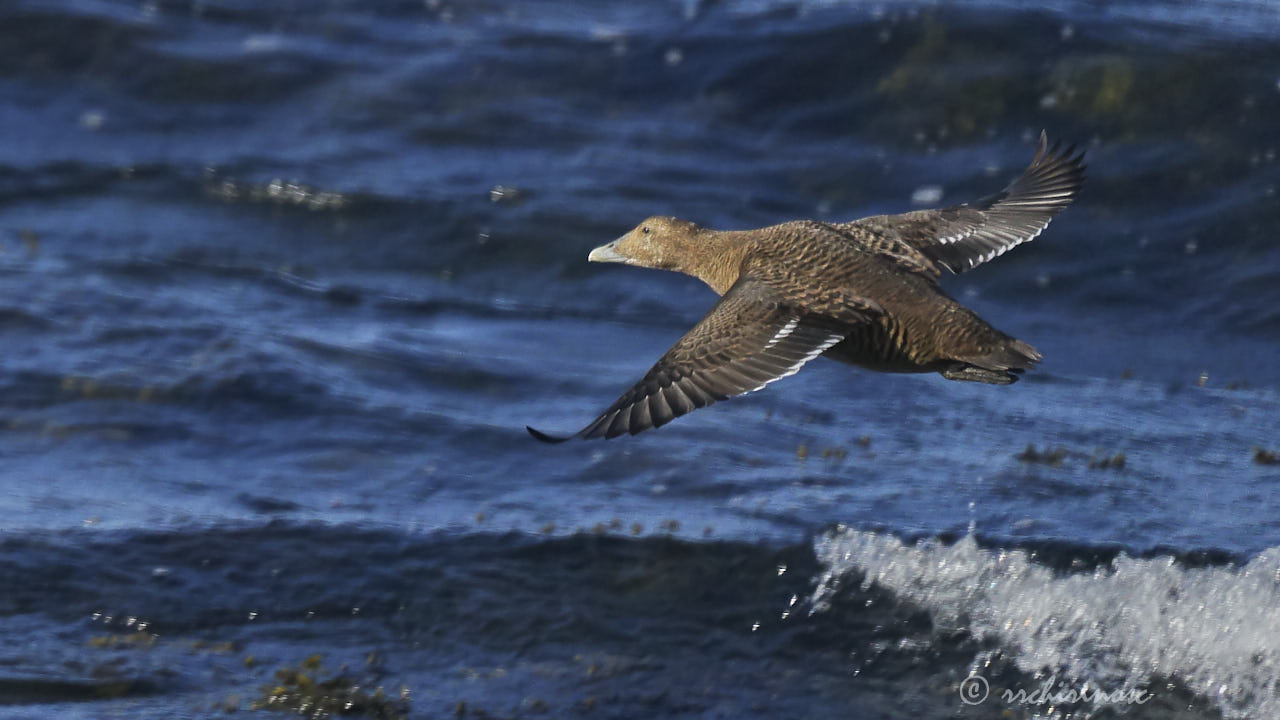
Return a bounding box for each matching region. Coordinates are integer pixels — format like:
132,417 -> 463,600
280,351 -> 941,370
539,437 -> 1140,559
943,337 -> 1042,385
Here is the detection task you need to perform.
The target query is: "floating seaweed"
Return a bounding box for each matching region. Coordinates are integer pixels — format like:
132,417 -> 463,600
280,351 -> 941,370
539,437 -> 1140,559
252,655 -> 410,720
1015,444 -> 1067,467
1089,452 -> 1127,470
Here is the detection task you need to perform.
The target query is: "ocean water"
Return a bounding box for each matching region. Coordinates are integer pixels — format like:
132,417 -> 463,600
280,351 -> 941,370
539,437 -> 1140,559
1,0 -> 1279,718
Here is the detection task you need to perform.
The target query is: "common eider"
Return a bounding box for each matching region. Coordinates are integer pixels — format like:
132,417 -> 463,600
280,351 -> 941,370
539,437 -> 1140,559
529,133 -> 1085,442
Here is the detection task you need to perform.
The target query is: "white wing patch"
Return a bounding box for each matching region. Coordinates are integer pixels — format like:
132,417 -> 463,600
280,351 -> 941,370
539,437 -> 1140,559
735,332 -> 845,396
965,219 -> 1052,269
763,317 -> 800,350
936,216 -> 1055,269
937,230 -> 974,245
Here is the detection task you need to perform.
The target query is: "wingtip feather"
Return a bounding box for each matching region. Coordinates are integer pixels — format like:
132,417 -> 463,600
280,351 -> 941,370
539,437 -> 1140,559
527,425 -> 573,444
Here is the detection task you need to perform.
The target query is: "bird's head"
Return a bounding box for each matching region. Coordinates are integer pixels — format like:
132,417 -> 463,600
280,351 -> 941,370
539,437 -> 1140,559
588,216 -> 704,272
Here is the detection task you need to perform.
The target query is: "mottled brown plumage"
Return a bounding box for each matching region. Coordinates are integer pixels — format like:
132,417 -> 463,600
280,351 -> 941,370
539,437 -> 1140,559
529,133 -> 1085,442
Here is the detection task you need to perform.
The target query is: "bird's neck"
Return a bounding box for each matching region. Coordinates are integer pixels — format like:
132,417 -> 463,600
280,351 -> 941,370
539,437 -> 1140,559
685,229 -> 752,296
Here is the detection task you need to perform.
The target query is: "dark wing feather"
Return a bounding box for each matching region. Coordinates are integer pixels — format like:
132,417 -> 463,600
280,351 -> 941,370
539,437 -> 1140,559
846,131 -> 1086,274
527,277 -> 872,442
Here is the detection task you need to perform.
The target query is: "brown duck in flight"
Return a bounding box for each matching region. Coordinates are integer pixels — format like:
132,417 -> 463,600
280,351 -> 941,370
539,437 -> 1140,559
529,133 -> 1085,442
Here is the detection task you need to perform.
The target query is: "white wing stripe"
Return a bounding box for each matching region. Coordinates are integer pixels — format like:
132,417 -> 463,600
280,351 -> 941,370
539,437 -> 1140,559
763,317 -> 800,350
731,332 -> 845,398
784,333 -> 845,377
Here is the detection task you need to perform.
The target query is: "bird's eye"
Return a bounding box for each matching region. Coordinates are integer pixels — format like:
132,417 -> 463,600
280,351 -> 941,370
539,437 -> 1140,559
641,226 -> 650,234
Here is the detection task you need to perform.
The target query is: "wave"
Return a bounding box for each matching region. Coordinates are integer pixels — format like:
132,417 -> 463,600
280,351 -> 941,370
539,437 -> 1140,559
811,527 -> 1280,718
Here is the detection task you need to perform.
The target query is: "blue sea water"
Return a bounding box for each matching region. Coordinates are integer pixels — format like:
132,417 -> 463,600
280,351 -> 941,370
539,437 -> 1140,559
1,1 -> 1279,718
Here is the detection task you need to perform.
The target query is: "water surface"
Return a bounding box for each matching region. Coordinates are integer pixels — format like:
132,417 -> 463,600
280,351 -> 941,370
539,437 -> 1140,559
1,1 -> 1279,717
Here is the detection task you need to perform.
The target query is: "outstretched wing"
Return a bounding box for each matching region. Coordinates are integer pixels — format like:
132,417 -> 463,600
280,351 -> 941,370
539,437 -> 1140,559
846,132 -> 1086,275
527,277 -> 875,442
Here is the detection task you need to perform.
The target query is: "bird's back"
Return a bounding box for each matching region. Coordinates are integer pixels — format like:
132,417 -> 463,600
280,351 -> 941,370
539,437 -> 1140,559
749,220 -> 1038,376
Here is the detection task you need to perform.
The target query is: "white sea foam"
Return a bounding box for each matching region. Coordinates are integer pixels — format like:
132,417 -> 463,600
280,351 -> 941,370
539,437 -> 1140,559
811,528 -> 1280,719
